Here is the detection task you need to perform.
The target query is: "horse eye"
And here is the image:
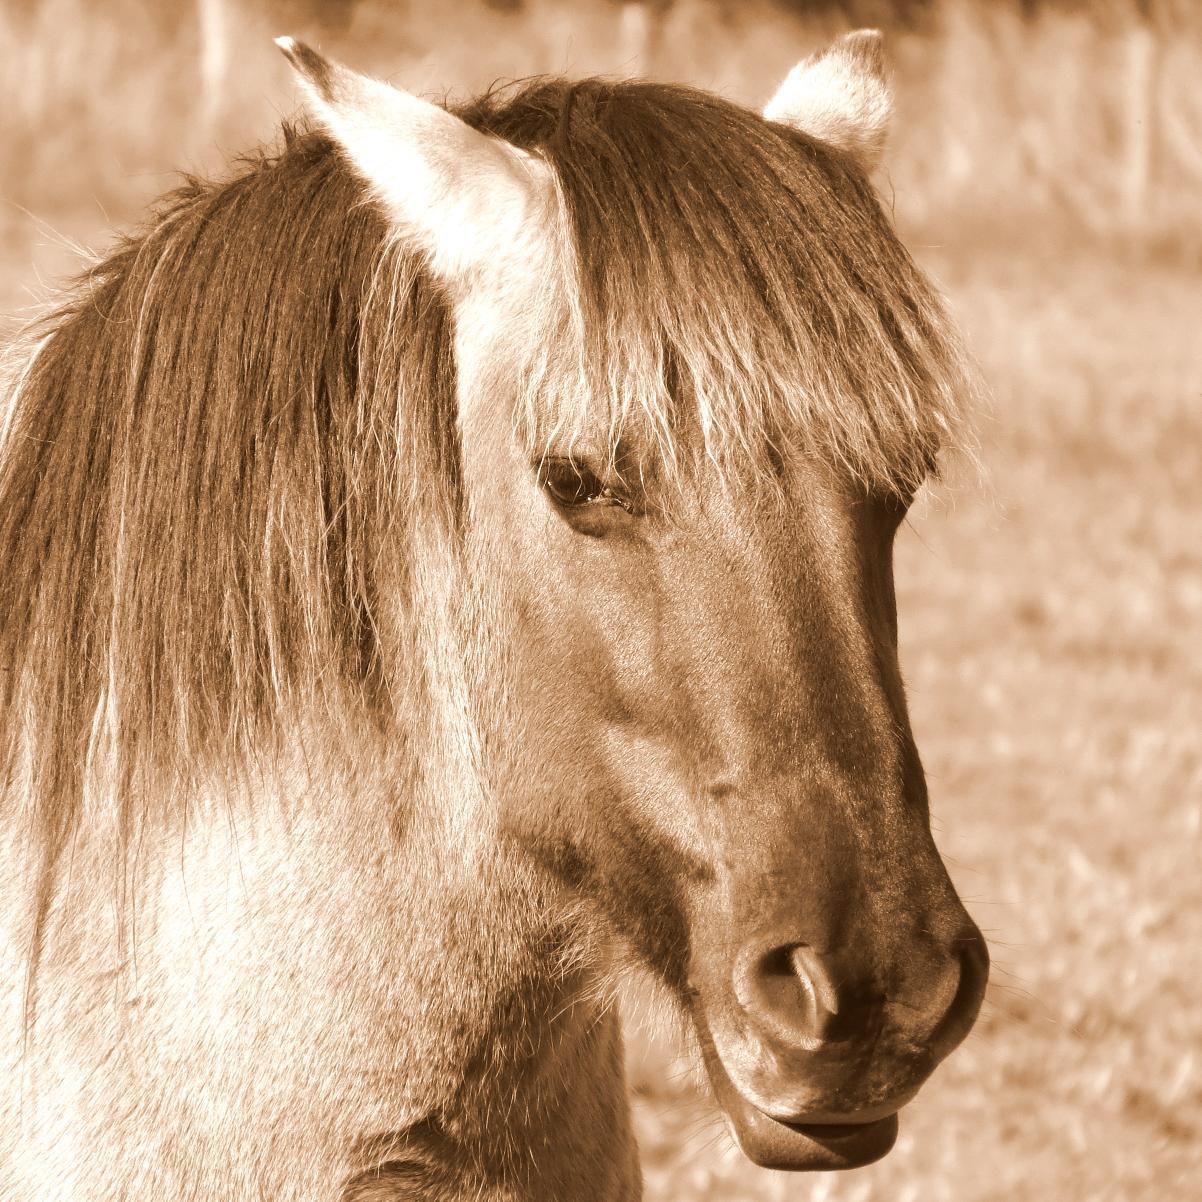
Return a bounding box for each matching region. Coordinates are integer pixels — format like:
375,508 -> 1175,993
539,458 -> 606,507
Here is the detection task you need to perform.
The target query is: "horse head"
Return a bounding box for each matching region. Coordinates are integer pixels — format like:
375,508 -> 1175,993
280,29 -> 989,1175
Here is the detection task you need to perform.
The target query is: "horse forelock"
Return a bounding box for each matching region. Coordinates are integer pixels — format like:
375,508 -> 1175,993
0,77 -> 976,908
458,77 -> 975,496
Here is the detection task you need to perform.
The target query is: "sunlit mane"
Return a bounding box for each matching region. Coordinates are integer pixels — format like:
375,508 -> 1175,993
0,77 -> 974,894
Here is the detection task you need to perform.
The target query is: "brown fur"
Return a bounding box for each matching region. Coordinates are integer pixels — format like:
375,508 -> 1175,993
0,73 -> 980,1200
1,83 -> 970,900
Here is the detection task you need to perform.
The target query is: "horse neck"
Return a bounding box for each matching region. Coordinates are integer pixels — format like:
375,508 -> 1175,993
3,747 -> 637,1199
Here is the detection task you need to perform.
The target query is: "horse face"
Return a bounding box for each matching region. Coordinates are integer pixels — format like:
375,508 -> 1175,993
282,32 -> 986,1173
489,445 -> 988,1171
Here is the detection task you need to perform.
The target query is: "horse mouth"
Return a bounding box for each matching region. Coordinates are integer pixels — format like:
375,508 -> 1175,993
748,1113 -> 899,1171
692,1015 -> 900,1171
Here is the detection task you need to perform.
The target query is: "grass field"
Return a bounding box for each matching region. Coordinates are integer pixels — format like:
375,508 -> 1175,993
2,1 -> 1199,1199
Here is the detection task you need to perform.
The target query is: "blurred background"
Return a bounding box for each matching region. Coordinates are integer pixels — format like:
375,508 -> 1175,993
1,1 -> 1199,1198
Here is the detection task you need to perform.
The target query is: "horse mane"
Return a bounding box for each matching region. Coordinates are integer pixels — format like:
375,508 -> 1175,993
0,128 -> 459,895
0,77 -> 973,895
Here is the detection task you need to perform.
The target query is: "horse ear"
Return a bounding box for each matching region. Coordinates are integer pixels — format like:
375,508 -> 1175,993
763,29 -> 892,172
275,37 -> 552,283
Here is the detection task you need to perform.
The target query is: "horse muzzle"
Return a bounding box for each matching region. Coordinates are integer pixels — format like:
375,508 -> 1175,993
688,922 -> 990,1171
692,1010 -> 903,1170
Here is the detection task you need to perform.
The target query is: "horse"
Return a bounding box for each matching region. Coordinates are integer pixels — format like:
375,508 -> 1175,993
0,28 -> 988,1201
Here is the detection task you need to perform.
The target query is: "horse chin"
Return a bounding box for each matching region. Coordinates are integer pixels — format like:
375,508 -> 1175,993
691,1013 -> 900,1172
724,1101 -> 898,1172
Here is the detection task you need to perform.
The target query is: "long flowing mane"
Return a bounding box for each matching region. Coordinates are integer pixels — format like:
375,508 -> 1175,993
0,77 -> 972,907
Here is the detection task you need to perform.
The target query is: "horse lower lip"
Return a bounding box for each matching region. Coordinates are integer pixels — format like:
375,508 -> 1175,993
728,1108 -> 900,1171
786,1120 -> 882,1139
691,1011 -> 901,1170
781,1116 -> 899,1150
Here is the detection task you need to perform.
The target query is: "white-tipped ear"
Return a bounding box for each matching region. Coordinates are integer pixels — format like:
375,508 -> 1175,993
275,37 -> 551,282
764,29 -> 892,172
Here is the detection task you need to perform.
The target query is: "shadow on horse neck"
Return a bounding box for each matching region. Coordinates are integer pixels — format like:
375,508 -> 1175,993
0,40 -> 986,1202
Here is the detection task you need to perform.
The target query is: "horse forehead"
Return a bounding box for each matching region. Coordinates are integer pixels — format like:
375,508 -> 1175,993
450,227 -> 569,373
703,457 -> 861,547
641,476 -> 866,619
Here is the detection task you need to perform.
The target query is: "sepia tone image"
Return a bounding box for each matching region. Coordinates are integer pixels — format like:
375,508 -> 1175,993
0,1 -> 1198,1199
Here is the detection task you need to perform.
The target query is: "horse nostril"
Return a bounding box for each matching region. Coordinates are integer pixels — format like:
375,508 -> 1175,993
932,925 -> 990,1058
735,942 -> 878,1048
785,944 -> 841,1030
732,922 -> 989,1060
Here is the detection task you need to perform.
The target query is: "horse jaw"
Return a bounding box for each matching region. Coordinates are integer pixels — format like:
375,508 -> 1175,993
763,29 -> 893,172
275,36 -> 554,285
